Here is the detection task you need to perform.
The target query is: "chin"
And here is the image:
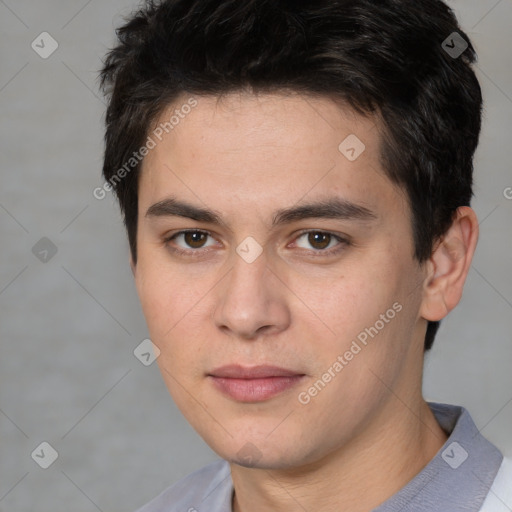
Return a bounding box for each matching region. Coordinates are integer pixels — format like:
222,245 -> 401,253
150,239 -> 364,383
203,430 -> 310,470
228,452 -> 304,470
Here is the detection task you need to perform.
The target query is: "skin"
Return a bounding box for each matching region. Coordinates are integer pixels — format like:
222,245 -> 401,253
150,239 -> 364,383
131,91 -> 479,512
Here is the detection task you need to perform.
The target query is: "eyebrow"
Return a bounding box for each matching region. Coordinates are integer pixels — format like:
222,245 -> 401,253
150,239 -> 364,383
145,196 -> 377,227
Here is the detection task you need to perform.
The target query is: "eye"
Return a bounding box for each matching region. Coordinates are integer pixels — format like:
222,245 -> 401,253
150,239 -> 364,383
163,229 -> 349,258
293,231 -> 348,254
164,230 -> 217,254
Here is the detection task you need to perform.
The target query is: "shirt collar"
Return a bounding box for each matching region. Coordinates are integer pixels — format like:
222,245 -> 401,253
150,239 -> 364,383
375,402 -> 503,512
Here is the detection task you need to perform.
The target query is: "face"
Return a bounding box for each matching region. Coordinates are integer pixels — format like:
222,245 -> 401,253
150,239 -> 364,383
133,92 -> 429,469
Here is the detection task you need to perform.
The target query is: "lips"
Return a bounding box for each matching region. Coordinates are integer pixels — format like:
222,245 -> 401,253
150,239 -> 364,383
208,365 -> 306,402
209,364 -> 303,379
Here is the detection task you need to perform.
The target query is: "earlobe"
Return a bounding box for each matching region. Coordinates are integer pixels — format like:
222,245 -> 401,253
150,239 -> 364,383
420,206 -> 479,322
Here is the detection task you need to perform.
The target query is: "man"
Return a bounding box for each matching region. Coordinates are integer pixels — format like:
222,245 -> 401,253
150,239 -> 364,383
99,0 -> 511,510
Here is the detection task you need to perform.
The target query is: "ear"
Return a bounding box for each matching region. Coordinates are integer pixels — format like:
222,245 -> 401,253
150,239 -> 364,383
420,206 -> 479,322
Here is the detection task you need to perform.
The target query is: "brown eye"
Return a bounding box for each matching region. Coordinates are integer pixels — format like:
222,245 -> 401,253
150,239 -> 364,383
164,230 -> 217,254
183,231 -> 208,248
293,230 -> 348,255
307,232 -> 332,250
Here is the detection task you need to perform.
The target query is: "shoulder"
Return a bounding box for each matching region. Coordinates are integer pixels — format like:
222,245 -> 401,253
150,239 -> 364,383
479,457 -> 512,511
134,459 -> 232,512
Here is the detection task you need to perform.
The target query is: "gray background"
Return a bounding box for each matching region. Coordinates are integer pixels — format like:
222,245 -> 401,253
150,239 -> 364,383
0,0 -> 511,510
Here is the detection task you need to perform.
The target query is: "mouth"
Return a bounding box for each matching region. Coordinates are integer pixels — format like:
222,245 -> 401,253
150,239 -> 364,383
207,365 -> 306,402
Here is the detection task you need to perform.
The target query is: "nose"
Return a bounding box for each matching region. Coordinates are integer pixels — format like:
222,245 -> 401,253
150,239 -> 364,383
212,251 -> 291,340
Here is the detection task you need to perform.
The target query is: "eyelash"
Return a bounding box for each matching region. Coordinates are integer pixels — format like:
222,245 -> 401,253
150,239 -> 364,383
162,229 -> 350,258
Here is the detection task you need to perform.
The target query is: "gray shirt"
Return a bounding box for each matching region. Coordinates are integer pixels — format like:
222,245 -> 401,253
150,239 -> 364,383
135,403 -> 504,512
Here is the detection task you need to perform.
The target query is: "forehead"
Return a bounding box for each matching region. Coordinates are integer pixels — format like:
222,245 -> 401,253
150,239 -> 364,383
139,92 -> 407,226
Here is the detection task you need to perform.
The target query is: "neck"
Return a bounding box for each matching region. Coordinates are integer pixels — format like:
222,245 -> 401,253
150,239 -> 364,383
231,398 -> 447,512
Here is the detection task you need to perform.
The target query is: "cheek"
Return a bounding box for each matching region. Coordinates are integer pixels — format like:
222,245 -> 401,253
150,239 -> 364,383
135,253 -> 202,334
293,255 -> 418,396
290,258 -> 401,342
135,256 -> 216,374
